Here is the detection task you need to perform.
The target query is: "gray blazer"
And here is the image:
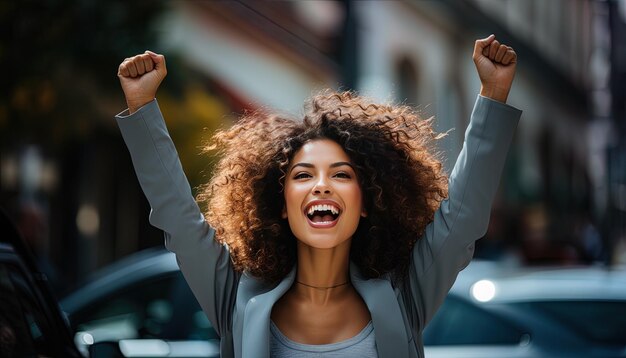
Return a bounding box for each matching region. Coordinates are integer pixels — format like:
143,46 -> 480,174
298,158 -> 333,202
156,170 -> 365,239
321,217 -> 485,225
116,95 -> 521,358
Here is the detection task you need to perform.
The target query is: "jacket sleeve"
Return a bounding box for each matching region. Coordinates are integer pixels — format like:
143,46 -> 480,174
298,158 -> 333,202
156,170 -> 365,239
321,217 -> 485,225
115,99 -> 238,337
405,95 -> 522,330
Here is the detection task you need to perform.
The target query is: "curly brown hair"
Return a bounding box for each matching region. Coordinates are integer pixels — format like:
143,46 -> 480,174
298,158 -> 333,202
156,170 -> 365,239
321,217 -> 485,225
197,90 -> 448,284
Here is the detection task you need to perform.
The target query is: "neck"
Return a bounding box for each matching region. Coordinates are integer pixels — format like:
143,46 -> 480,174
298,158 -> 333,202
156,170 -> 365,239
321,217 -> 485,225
293,240 -> 352,304
296,281 -> 350,289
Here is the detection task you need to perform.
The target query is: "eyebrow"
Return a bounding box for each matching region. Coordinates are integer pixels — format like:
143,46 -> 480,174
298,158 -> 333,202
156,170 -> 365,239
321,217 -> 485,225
289,161 -> 354,173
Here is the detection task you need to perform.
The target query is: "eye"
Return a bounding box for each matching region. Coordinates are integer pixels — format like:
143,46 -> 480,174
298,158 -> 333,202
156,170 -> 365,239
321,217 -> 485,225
333,171 -> 352,179
293,172 -> 312,180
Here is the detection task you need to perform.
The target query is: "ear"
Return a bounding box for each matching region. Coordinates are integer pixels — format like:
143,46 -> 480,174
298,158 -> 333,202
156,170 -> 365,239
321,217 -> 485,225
282,205 -> 288,219
361,207 -> 368,218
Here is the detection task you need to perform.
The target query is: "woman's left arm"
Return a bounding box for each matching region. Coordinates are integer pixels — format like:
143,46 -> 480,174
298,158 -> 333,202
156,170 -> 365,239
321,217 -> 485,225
474,34 -> 518,103
405,35 -> 522,330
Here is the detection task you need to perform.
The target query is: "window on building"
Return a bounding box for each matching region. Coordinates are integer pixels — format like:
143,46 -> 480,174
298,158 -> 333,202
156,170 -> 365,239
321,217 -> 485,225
395,57 -> 419,106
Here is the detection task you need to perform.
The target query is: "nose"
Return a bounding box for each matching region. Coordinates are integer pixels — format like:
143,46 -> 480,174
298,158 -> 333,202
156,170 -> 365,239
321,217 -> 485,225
312,179 -> 331,195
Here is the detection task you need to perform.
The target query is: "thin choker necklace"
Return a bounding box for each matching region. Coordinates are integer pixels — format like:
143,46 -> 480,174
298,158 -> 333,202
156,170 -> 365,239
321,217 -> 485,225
296,281 -> 350,290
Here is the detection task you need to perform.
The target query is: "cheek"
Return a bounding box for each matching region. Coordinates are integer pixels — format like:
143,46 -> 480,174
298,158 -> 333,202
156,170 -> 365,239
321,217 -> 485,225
342,186 -> 364,217
352,186 -> 364,208
283,183 -> 302,214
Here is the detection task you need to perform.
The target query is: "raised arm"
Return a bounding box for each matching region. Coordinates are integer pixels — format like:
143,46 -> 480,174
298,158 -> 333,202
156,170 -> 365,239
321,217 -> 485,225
116,52 -> 238,336
405,36 -> 522,330
475,34 -> 517,103
118,51 -> 168,114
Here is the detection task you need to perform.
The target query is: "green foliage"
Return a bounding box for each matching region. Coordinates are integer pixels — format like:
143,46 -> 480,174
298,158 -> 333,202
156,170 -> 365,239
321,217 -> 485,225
0,0 -> 239,192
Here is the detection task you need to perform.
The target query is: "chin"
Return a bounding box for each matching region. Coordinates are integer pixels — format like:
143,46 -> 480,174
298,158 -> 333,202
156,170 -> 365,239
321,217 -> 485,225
297,234 -> 352,250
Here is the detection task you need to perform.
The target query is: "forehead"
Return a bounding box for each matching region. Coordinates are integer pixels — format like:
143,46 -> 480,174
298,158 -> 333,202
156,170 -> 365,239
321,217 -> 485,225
291,139 -> 351,164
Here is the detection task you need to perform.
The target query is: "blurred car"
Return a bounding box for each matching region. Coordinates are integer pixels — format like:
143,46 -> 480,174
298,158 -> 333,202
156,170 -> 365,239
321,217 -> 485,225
424,260 -> 626,357
60,242 -> 626,358
60,248 -> 219,357
0,209 -> 82,357
0,208 -> 218,358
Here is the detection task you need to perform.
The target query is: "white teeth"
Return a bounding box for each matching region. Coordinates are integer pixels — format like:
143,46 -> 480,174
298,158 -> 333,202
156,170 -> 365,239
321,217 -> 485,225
307,204 -> 340,215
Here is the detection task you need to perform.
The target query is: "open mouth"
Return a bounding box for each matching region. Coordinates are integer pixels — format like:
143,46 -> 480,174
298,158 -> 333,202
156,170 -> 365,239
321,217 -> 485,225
305,203 -> 341,227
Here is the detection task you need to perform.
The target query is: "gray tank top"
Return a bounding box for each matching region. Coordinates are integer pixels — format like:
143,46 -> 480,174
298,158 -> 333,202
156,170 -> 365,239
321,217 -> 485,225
269,320 -> 378,357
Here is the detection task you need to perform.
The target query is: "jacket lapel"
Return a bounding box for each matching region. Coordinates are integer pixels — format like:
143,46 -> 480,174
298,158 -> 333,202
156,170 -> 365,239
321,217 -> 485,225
238,263 -> 409,358
241,267 -> 296,357
351,263 -> 410,358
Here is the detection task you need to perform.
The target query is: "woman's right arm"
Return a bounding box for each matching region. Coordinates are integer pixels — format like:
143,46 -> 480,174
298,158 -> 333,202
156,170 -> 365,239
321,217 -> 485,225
116,52 -> 238,337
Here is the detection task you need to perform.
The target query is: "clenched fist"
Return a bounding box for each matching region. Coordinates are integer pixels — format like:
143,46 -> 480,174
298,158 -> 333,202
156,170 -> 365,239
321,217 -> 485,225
118,51 -> 167,114
473,35 -> 517,103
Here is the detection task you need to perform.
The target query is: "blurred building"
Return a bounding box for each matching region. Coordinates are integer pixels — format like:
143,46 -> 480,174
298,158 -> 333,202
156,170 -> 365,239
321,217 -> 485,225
359,0 -> 625,265
161,0 -> 621,265
1,0 -> 624,291
462,0 -> 624,265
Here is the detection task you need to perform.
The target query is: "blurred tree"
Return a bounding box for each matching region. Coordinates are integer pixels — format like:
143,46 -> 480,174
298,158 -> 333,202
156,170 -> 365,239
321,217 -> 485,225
0,0 -> 237,189
0,0 -> 239,287
0,0 -> 166,145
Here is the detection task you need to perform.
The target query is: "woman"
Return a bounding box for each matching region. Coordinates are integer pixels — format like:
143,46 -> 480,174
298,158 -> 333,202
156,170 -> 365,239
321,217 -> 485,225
115,35 -> 521,357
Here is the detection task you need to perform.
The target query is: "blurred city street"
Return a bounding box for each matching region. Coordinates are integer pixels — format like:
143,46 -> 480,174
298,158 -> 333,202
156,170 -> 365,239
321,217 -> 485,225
1,0 -> 626,357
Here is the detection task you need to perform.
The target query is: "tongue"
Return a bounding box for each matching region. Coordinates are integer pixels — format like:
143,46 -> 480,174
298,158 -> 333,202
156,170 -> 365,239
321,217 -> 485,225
312,214 -> 335,223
